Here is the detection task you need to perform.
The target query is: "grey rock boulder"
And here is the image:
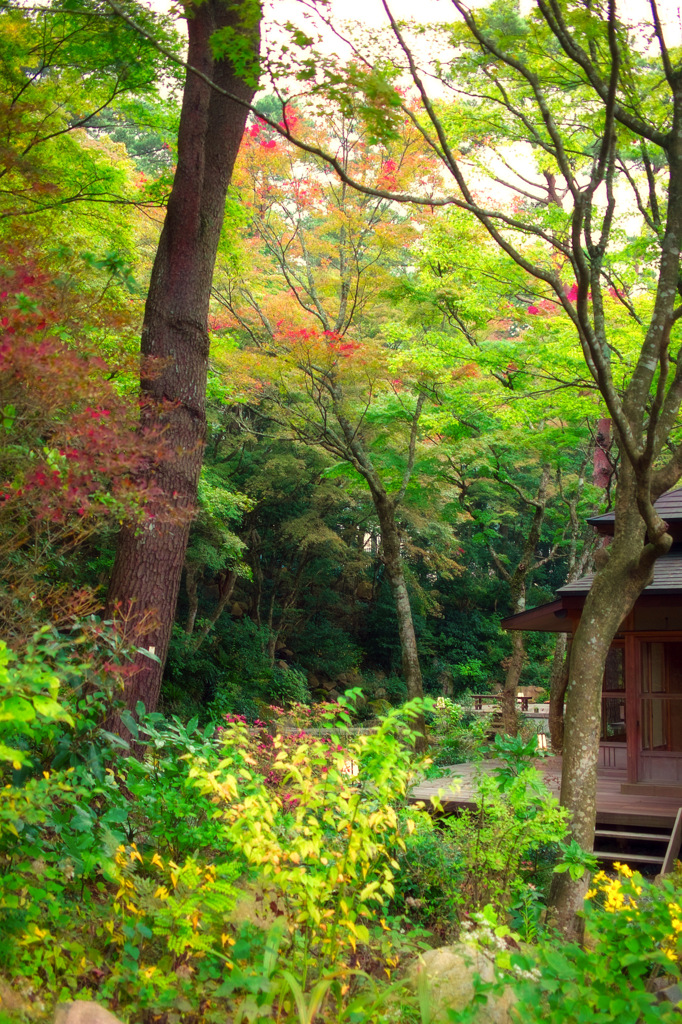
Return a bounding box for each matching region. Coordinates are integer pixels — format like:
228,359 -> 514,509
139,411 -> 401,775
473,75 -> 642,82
55,1002 -> 124,1024
406,943 -> 516,1023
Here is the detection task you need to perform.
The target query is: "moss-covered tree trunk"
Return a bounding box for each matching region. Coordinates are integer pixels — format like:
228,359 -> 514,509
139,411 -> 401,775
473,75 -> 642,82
549,463 -> 671,935
374,491 -> 423,701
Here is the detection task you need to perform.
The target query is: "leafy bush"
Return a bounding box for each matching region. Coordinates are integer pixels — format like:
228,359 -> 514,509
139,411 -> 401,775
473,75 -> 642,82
0,637 -> 74,769
165,622 -> 314,722
427,696 -> 490,767
266,664 -> 310,707
193,700 -> 429,974
1,657 -> 435,1022
389,813 -> 464,940
440,735 -> 569,918
453,866 -> 682,1024
164,618 -> 274,717
383,674 -> 409,705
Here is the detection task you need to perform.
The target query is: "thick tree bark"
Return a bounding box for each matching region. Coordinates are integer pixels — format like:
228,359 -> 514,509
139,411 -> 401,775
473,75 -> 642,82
548,464 -> 671,936
106,0 -> 260,718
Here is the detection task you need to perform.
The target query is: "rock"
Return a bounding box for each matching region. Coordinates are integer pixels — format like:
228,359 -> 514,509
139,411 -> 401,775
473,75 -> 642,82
325,689 -> 340,700
355,580 -> 374,600
54,1002 -> 124,1024
230,602 -> 244,617
276,660 -> 288,670
367,699 -> 392,717
374,687 -> 387,698
0,980 -> 25,1014
406,943 -> 516,1024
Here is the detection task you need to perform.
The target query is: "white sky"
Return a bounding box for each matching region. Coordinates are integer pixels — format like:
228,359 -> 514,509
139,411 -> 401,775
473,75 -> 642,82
265,0 -> 681,45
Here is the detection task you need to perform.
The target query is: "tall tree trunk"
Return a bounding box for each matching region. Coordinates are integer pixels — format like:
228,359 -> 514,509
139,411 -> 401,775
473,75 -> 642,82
549,460 -> 593,752
494,466 -> 551,735
375,494 -> 423,701
106,0 -> 260,719
593,418 -> 612,491
500,626 -> 524,736
266,630 -> 279,666
548,631 -> 568,752
548,465 -> 670,936
193,569 -> 237,650
185,563 -> 200,636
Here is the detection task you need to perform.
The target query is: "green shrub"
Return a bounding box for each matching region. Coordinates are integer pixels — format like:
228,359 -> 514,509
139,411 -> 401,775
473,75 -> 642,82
441,740 -> 569,917
383,674 -> 409,705
450,867 -> 682,1024
427,696 -> 490,768
1,656 -> 434,1022
265,664 -> 310,707
390,813 -> 464,939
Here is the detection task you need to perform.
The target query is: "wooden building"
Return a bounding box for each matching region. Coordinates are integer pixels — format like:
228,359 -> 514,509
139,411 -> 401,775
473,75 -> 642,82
502,488 -> 682,793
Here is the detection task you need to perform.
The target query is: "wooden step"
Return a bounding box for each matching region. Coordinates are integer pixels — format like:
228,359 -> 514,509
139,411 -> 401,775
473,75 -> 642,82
592,808 -> 682,873
595,829 -> 669,842
596,850 -> 665,864
620,782 -> 682,798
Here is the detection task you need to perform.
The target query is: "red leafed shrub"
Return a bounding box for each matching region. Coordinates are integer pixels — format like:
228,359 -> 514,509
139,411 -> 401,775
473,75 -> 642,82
214,704 -> 353,801
0,265 -> 166,638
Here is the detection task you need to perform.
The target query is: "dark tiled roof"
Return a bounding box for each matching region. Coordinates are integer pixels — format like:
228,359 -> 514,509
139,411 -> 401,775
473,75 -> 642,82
559,551 -> 682,596
501,599 -> 573,632
653,489 -> 682,517
587,488 -> 682,530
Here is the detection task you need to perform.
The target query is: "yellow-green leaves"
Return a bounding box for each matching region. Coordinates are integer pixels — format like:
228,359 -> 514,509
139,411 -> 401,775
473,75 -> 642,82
193,701 -> 430,969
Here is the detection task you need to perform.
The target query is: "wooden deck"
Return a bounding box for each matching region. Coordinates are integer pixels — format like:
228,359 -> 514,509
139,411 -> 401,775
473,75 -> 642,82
411,757 -> 682,828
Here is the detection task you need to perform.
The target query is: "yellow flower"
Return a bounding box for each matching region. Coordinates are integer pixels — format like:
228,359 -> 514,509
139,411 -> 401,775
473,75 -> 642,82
150,852 -> 164,870
153,886 -> 170,900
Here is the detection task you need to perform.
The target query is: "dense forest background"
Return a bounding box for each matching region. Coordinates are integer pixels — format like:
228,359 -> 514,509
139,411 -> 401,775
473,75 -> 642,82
0,0 -> 613,728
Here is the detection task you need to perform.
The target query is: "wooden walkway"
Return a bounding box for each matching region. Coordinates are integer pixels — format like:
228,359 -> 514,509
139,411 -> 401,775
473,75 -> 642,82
411,757 -> 682,828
